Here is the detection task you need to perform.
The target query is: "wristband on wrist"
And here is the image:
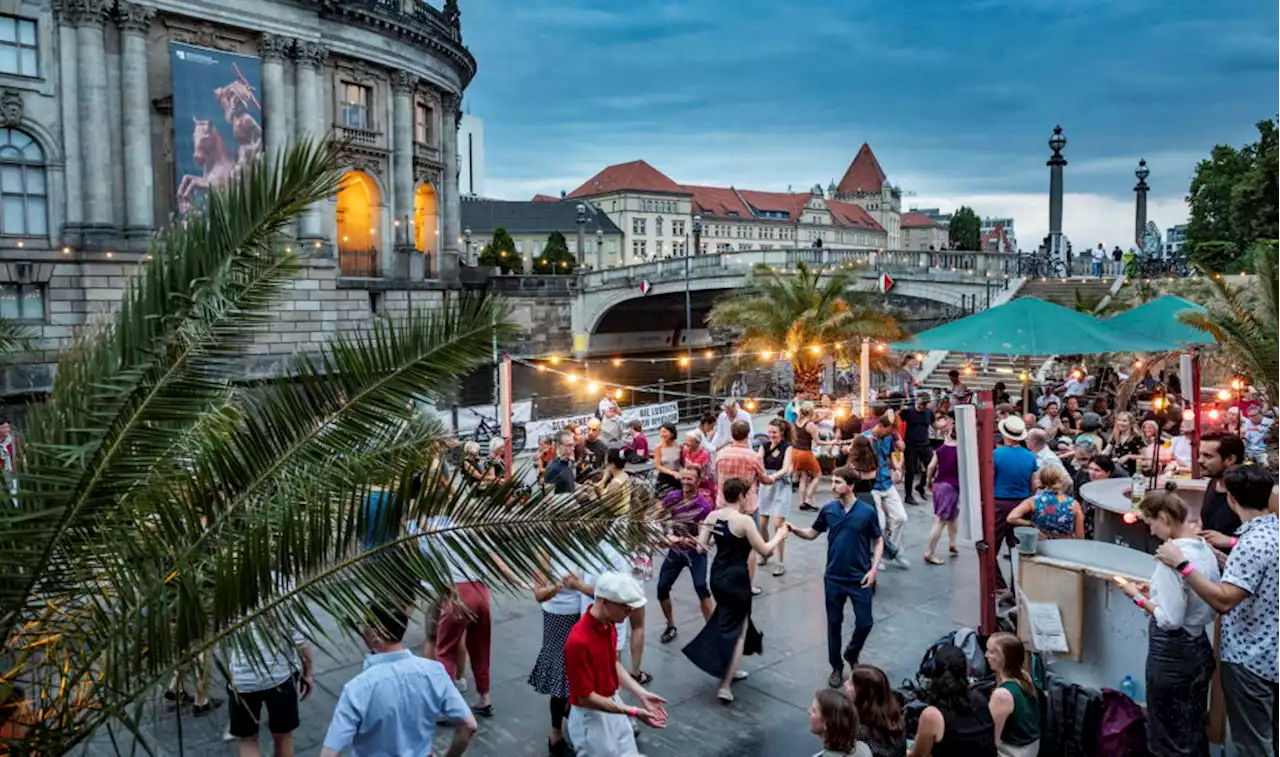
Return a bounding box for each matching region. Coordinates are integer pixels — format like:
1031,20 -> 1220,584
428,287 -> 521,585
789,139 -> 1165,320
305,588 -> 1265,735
627,706 -> 638,718
1179,562 -> 1195,577
1134,596 -> 1146,608
1230,536 -> 1239,548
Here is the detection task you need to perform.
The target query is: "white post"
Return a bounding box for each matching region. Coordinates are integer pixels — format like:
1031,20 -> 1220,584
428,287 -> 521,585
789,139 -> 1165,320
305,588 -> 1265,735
1179,353 -> 1194,405
859,338 -> 871,416
500,353 -> 513,473
954,403 -> 982,542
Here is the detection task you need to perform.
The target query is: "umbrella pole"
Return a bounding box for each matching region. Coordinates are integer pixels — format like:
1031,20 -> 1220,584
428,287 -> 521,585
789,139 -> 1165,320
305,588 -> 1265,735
1191,348 -> 1202,479
1022,355 -> 1031,412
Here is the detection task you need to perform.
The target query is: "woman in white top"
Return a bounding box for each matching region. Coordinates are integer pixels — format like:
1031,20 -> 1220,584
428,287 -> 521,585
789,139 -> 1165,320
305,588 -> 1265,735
1115,483 -> 1220,757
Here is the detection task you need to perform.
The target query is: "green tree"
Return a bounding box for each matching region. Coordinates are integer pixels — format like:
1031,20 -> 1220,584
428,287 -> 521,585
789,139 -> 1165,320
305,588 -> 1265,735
0,141 -> 633,755
1178,240 -> 1279,405
534,230 -> 576,274
707,262 -> 907,396
477,227 -> 520,273
948,206 -> 981,251
1186,119 -> 1278,271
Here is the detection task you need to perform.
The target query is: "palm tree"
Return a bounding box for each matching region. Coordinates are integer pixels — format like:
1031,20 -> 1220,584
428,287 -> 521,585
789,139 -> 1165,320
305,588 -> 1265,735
707,262 -> 907,397
0,140 -> 636,755
1177,239 -> 1280,471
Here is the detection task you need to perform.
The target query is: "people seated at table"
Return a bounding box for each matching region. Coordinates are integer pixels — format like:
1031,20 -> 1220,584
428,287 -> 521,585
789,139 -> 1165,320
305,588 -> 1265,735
1006,466 -> 1084,541
1116,482 -> 1219,757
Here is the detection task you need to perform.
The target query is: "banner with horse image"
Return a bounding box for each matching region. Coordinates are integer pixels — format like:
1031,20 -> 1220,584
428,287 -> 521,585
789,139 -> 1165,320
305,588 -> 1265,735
169,42 -> 263,216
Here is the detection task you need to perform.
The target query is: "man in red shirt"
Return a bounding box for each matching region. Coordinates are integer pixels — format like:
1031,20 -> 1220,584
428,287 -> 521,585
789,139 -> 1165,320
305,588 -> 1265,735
564,572 -> 667,755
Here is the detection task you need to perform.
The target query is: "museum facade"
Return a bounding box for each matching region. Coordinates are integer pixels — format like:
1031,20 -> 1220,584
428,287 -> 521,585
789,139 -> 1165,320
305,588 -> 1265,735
0,0 -> 475,393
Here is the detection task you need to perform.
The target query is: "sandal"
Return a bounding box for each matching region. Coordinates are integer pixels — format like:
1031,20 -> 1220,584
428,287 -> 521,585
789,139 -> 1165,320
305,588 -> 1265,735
949,545 -> 959,555
924,554 -> 945,566
632,670 -> 653,685
473,703 -> 494,718
751,585 -> 762,596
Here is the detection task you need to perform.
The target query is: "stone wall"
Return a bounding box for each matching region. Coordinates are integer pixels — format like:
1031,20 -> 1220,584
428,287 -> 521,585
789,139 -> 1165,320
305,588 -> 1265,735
0,257 -> 576,395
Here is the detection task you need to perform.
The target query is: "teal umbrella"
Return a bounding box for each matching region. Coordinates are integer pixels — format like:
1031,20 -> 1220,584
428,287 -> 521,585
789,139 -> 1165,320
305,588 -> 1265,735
1105,295 -> 1212,345
892,297 -> 1183,355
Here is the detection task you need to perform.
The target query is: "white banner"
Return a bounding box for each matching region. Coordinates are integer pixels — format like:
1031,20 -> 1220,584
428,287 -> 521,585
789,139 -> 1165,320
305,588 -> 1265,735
525,401 -> 680,442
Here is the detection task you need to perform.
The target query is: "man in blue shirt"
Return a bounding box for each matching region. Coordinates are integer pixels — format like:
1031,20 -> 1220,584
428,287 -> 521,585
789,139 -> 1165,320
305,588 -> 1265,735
791,467 -> 885,689
864,414 -> 910,569
321,605 -> 476,757
992,416 -> 1039,592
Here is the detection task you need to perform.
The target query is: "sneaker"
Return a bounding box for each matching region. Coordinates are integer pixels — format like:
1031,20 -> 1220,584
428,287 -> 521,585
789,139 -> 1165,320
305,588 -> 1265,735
660,625 -> 678,644
799,503 -> 818,512
733,670 -> 749,681
454,678 -> 468,693
843,645 -> 860,670
717,688 -> 734,704
904,497 -> 919,506
760,554 -> 769,566
771,563 -> 786,577
892,555 -> 912,569
827,669 -> 844,689
191,698 -> 223,717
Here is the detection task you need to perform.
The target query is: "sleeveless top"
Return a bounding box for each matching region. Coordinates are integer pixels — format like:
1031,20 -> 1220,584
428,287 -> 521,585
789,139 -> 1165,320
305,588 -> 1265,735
933,692 -> 996,757
997,681 -> 1041,747
711,517 -> 753,570
1031,491 -> 1077,537
658,442 -> 681,470
794,423 -> 815,452
763,441 -> 790,472
933,444 -> 960,488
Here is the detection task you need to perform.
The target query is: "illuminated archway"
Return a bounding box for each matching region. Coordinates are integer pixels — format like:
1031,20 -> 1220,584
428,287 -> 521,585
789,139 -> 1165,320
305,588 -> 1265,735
413,183 -> 438,255
335,171 -> 381,276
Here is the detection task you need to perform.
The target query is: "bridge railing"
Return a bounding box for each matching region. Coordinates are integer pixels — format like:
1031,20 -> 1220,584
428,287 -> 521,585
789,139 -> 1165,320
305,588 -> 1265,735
579,248 -> 1019,288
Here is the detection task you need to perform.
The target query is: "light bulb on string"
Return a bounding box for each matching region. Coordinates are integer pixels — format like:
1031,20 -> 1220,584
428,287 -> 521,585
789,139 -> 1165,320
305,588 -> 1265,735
1217,389 -> 1231,401
566,374 -> 577,385
809,345 -> 822,355
760,351 -> 772,361
678,356 -> 689,367
1182,409 -> 1195,422
549,355 -> 561,365
704,349 -> 715,360
1230,378 -> 1244,391
614,388 -> 624,400
587,381 -> 599,394
611,358 -> 622,367
1208,407 -> 1220,422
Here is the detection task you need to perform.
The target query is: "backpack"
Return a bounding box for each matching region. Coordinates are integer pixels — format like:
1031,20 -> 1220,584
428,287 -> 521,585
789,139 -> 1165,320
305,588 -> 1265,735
1040,674 -> 1104,757
1096,688 -> 1149,757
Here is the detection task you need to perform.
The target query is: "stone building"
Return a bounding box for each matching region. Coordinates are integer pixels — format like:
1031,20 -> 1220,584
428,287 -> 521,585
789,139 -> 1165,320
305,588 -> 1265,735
0,0 -> 476,394
900,211 -> 948,251
460,198 -> 624,272
564,143 -> 906,265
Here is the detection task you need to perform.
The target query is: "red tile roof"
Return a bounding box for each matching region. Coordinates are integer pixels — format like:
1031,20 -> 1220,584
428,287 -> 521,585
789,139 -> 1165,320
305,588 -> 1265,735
566,160 -> 689,198
981,224 -> 1014,253
530,193 -> 560,202
836,143 -> 887,195
684,184 -> 753,218
827,200 -> 885,232
900,211 -> 941,229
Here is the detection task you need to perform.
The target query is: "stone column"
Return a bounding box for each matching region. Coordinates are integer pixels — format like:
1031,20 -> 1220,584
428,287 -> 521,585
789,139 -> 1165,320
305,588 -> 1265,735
439,92 -> 462,280
53,2 -> 82,242
73,0 -> 114,241
293,41 -> 327,246
259,34 -> 292,160
1046,125 -> 1067,260
119,3 -> 154,242
391,71 -> 416,278
1133,159 -> 1149,249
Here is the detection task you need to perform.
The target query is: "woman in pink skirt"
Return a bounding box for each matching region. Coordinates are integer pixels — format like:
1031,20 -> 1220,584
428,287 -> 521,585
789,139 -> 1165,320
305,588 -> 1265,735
923,425 -> 960,564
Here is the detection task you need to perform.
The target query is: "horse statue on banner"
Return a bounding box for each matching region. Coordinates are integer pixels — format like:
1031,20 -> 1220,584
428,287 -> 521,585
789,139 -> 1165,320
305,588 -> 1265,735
176,117 -> 239,215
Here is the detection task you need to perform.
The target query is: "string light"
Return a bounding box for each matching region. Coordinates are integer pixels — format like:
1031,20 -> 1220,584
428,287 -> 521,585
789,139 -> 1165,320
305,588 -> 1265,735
1230,378 -> 1244,391
1182,409 -> 1195,422
704,349 -> 715,359
678,356 -> 689,367
760,351 -> 772,361
614,388 -> 624,400
1217,389 -> 1231,401
587,381 -> 598,393
612,358 -> 622,367
809,345 -> 822,355
565,374 -> 577,384
549,355 -> 561,364
1208,408 -> 1220,421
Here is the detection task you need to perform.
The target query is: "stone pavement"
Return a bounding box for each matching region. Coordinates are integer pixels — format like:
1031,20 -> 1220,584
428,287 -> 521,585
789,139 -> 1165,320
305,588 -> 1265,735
78,478 -> 981,757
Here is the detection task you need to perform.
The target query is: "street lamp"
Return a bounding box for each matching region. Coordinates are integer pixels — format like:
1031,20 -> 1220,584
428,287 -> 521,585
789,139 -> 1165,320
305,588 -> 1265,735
1135,159 -> 1150,184
463,227 -> 472,264
1049,126 -> 1067,156
596,227 -> 604,269
656,215 -> 663,262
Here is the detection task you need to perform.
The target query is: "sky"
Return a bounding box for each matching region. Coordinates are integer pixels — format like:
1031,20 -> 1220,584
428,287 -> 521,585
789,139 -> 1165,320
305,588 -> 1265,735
455,0 -> 1278,250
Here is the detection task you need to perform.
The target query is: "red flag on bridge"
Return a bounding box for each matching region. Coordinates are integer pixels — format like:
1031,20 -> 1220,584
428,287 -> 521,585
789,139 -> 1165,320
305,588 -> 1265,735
878,272 -> 895,294
639,279 -> 652,295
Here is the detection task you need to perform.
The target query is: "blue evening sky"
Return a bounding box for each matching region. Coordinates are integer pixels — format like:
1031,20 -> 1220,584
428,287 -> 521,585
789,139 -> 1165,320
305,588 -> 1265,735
457,0 -> 1278,248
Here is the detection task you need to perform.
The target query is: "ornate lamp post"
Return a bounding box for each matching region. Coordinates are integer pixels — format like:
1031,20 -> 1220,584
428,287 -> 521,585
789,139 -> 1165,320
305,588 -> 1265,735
1134,158 -> 1150,250
595,227 -> 604,269
575,202 -> 587,268
463,226 -> 472,264
1047,125 -> 1067,260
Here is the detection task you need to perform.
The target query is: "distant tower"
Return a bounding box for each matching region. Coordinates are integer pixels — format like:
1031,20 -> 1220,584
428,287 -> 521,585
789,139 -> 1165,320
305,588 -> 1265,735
1134,159 -> 1149,247
1046,126 -> 1067,259
826,180 -> 836,200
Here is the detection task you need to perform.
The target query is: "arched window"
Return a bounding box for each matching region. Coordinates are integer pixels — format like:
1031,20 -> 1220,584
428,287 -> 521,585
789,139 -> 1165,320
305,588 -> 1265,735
0,128 -> 47,236
413,183 -> 437,254
335,171 -> 380,277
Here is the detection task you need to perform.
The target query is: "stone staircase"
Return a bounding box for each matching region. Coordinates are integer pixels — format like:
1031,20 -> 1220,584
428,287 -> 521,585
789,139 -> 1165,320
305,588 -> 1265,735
1014,277 -> 1116,309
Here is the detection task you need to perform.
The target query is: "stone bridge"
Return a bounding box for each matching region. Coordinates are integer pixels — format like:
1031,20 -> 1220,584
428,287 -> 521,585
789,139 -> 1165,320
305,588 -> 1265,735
563,247 -> 1022,355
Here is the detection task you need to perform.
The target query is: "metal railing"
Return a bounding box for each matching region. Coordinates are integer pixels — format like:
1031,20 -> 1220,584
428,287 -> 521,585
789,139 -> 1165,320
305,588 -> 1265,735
579,247 -> 1020,289
1066,256 -> 1126,278
485,275 -> 579,296
339,248 -> 379,278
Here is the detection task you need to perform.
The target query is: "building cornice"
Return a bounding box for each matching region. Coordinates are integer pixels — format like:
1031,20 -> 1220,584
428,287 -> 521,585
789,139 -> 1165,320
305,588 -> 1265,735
314,0 -> 476,89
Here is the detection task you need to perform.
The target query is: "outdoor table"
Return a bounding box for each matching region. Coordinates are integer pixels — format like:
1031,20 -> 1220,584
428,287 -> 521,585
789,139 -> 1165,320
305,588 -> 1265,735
1014,540 -> 1156,700
1081,477 -> 1216,553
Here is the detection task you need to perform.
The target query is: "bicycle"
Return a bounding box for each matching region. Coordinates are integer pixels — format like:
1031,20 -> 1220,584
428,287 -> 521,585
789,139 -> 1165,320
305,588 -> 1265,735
1015,254 -> 1066,278
1139,254 -> 1193,278
464,411 -> 527,453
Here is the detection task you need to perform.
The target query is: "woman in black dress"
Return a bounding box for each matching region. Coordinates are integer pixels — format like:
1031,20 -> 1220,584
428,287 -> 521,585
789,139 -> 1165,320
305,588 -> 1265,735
683,477 -> 789,703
